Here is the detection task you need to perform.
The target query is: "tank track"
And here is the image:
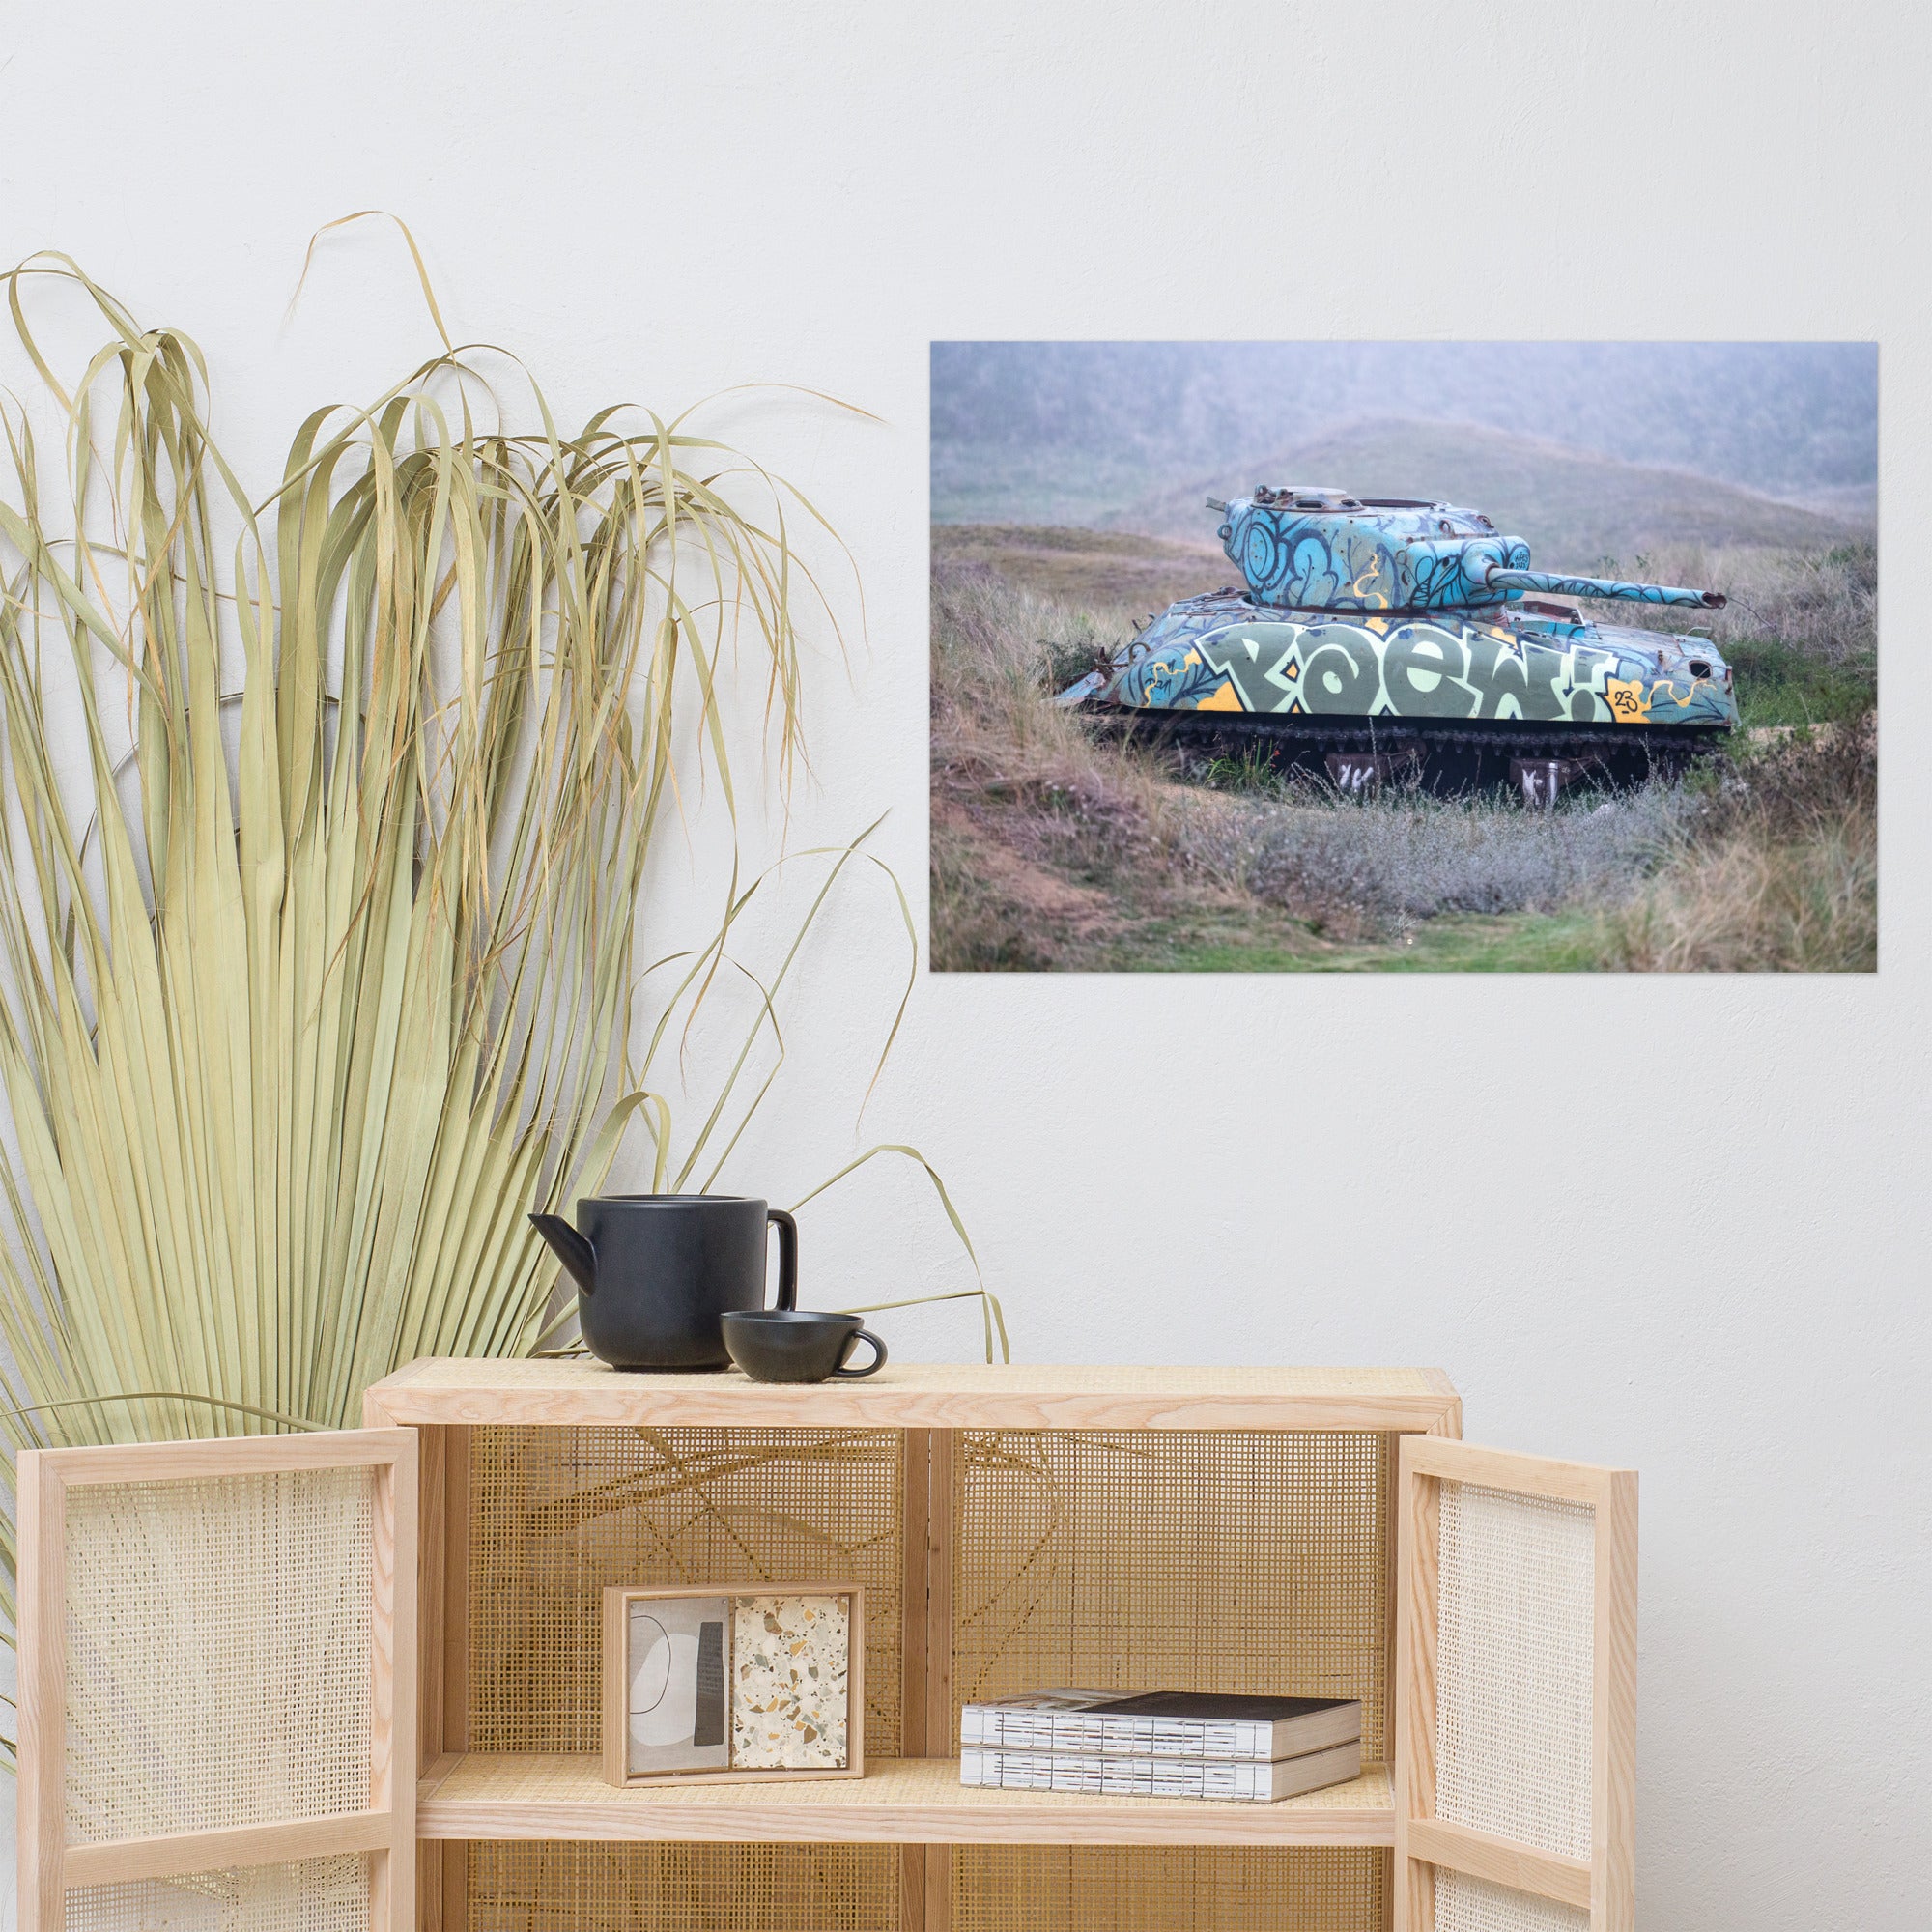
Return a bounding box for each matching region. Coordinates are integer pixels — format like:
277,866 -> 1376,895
1083,705 -> 1728,793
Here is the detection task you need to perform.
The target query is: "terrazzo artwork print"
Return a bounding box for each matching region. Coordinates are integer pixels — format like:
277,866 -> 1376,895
731,1594 -> 852,1770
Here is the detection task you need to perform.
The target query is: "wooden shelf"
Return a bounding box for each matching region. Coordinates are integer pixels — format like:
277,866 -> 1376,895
415,1753 -> 1395,1848
366,1357 -> 1461,1434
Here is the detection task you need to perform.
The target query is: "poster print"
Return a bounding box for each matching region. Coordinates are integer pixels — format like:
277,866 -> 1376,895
930,341 -> 1876,973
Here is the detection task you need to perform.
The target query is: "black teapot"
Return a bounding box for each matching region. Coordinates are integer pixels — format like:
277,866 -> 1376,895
529,1194 -> 797,1371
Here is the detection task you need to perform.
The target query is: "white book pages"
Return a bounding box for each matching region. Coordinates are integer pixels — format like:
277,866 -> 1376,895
958,1737 -> 1363,1803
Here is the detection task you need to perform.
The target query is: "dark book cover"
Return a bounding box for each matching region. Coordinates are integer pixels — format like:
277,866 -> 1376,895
1094,1692 -> 1351,1721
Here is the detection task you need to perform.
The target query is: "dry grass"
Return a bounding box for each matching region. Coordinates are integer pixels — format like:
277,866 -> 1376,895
1602,724 -> 1877,971
931,563 -> 1689,965
1576,538 -> 1875,665
1580,540 -> 1876,969
931,524 -> 1226,620
1191,782 -> 1694,934
930,563 -> 1190,968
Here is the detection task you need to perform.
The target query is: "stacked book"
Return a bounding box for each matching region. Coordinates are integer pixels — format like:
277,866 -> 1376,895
958,1689 -> 1362,1804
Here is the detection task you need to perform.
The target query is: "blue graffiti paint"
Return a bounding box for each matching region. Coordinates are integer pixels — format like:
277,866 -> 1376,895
1489,568 -> 1723,611
1214,491 -> 1725,616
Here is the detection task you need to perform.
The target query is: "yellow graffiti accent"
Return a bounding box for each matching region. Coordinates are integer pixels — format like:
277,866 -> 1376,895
1649,679 -> 1699,710
1195,680 -> 1243,712
1363,615 -> 1389,634
1182,647 -> 1201,669
1605,678 -> 1651,723
1349,536 -> 1389,608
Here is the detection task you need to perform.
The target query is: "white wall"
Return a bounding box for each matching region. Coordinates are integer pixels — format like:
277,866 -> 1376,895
4,2 -> 1927,1926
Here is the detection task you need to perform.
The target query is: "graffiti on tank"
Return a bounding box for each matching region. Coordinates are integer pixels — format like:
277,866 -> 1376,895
1113,644 -> 1227,713
1213,497 -> 1726,615
1492,571 -> 1722,610
1111,616 -> 1734,729
1220,501 -> 1531,612
1051,490 -> 1741,742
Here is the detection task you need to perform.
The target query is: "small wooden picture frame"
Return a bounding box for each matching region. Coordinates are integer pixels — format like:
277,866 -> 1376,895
602,1582 -> 865,1788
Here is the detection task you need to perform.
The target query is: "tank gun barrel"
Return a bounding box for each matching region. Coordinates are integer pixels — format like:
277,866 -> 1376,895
1487,567 -> 1725,611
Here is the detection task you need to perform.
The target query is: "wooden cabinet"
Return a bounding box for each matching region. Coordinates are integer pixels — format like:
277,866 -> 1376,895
18,1363 -> 1634,1932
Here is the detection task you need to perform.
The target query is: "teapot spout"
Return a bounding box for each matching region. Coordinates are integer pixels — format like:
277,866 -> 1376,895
529,1212 -> 598,1295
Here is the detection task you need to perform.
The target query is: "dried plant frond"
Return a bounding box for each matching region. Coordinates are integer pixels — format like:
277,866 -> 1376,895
0,243 -> 1000,1765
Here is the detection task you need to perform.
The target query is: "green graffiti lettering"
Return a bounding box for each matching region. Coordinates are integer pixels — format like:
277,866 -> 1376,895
1567,645 -> 1614,694
1381,629 -> 1476,718
1463,631 -> 1565,721
1296,631 -> 1382,713
1565,645 -> 1615,723
1198,626 -> 1302,712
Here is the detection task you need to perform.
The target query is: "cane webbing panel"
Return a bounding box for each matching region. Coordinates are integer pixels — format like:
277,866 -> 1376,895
62,1469 -> 375,1842
1435,1481 -> 1595,1861
952,1431 -> 1393,1758
469,1426 -> 902,1756
466,1841 -> 897,1932
952,1847 -> 1387,1932
1434,1869 -> 1589,1932
63,1855 -> 370,1932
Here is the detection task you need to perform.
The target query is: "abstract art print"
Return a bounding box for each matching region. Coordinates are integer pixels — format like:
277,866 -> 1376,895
602,1585 -> 864,1786
623,1593 -> 731,1776
930,341 -> 1876,973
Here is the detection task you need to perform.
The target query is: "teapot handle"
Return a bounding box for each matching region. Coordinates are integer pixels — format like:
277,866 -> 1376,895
767,1208 -> 798,1311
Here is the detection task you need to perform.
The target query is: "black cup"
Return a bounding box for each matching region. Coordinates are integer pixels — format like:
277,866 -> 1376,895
721,1310 -> 888,1384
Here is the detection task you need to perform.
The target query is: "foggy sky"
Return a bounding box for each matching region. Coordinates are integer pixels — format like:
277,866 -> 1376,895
930,341 -> 1877,523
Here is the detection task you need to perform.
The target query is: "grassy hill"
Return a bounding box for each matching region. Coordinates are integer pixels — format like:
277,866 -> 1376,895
1107,418 -> 1864,563
930,524 -> 1227,621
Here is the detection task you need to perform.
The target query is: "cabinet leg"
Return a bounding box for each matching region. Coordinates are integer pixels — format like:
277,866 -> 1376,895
900,1846 -> 925,1932
925,1844 -> 952,1932
418,1841 -> 465,1932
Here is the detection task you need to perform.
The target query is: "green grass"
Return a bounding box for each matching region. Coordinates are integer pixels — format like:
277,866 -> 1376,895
1348,910 -> 1615,972
1095,910 -> 1327,972
1728,636 -> 1876,728
1099,907 -> 1616,973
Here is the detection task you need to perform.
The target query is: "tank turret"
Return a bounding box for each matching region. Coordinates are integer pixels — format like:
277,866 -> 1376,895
1208,488 -> 1726,614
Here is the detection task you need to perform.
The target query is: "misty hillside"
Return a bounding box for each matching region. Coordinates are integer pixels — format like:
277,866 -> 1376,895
930,340 -> 1877,530
1109,419 -> 1861,563
933,524 -> 1225,617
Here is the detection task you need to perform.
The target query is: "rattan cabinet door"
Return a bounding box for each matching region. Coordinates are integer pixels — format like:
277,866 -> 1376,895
16,1429 -> 417,1932
1393,1439 -> 1636,1932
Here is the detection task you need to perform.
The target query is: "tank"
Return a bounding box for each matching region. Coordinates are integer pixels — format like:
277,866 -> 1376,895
1056,487 -> 1739,794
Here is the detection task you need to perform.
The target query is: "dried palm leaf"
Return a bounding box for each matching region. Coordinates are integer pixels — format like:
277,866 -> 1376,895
0,237 -> 999,1767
